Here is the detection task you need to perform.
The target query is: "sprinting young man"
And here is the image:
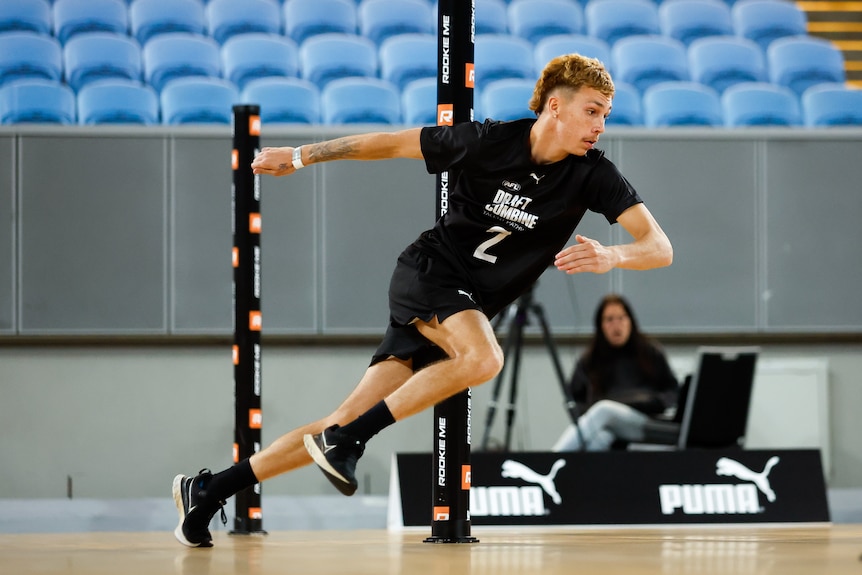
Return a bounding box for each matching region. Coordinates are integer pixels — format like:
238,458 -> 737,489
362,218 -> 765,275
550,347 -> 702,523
173,53 -> 672,547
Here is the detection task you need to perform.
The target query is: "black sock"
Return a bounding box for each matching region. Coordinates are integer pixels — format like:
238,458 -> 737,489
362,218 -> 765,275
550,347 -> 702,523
204,459 -> 258,504
339,400 -> 396,444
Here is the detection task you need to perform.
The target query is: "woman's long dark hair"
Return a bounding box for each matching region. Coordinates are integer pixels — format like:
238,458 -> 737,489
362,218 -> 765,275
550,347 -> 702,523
582,294 -> 657,397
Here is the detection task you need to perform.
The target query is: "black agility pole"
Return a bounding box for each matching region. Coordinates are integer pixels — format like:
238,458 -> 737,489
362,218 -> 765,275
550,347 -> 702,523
230,104 -> 266,536
425,0 -> 478,545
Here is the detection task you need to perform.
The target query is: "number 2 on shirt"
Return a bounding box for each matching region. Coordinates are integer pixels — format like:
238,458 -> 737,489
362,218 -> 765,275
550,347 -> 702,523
473,226 -> 511,264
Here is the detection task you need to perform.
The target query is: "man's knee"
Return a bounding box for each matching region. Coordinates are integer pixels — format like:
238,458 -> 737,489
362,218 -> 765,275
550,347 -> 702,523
458,340 -> 504,384
418,310 -> 504,384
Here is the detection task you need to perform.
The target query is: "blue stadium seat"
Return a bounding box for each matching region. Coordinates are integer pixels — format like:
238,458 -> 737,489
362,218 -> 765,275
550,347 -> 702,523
801,83 -> 862,127
142,33 -> 222,92
283,0 -> 357,45
643,81 -> 722,127
731,0 -> 807,51
160,76 -> 239,124
480,78 -> 535,121
767,36 -> 846,96
658,0 -> 733,47
612,35 -> 689,93
688,35 -> 766,94
206,0 -> 281,45
607,81 -> 642,125
221,33 -> 299,90
534,34 -> 612,74
401,77 -> 437,125
476,0 -> 508,35
0,31 -> 63,87
321,77 -> 401,124
63,32 -> 143,92
0,0 -> 52,35
507,0 -> 584,45
358,0 -> 433,45
585,0 -> 660,47
0,78 -> 76,124
129,0 -> 207,45
721,82 -> 801,126
299,33 -> 377,89
240,76 -> 321,124
379,33 -> 436,91
52,0 -> 129,44
474,34 -> 535,87
76,79 -> 159,124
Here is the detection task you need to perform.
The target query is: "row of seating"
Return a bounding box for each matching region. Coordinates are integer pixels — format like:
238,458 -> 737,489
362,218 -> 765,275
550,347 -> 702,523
11,0 -> 766,4
3,74 -> 861,127
14,0 -> 769,5
1,0 -> 809,52
479,32 -> 847,97
537,77 -> 862,127
0,75 -> 407,125
605,81 -> 862,127
7,0 -> 436,46
0,28 -> 846,100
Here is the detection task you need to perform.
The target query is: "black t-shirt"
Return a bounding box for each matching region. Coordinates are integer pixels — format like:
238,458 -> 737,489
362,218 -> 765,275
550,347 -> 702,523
416,118 -> 643,318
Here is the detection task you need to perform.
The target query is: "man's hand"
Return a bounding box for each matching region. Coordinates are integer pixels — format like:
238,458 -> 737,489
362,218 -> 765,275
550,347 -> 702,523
252,147 -> 296,176
554,235 -> 619,274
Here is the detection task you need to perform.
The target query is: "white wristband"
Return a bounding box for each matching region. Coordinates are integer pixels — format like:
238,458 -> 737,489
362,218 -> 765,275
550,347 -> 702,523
292,146 -> 305,170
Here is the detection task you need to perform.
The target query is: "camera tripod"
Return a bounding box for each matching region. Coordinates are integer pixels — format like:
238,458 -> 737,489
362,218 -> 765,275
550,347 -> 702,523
479,283 -> 583,452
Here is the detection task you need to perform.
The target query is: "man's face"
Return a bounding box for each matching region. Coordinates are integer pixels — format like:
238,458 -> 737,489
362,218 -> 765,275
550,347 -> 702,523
553,87 -> 612,156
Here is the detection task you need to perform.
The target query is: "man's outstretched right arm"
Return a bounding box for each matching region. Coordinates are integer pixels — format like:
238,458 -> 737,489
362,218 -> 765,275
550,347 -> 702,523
251,128 -> 424,177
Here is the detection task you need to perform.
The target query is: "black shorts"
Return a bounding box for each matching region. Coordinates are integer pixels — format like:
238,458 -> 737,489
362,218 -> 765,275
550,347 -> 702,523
370,244 -> 483,370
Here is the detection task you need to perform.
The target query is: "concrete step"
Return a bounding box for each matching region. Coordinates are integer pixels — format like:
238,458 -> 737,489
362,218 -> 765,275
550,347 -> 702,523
797,1 -> 862,82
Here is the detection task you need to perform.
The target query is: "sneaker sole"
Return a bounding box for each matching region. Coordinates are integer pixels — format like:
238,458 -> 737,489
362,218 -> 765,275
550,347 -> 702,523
172,474 -> 212,548
303,434 -> 357,496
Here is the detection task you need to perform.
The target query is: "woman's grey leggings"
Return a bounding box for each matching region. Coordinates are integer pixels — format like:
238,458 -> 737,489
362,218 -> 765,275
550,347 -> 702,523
552,399 -> 651,452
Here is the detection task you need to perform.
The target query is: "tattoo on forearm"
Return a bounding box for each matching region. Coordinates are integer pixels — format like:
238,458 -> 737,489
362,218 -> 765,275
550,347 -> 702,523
309,137 -> 360,162
278,163 -> 288,171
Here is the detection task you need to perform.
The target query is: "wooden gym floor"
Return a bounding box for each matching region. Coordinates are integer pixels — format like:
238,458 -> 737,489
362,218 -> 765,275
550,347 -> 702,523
1,525 -> 861,575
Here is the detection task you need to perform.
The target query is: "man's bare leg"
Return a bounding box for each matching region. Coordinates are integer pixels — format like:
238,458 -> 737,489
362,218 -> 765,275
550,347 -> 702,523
386,310 -> 504,420
172,357 -> 415,546
304,310 -> 504,494
249,356 -> 415,481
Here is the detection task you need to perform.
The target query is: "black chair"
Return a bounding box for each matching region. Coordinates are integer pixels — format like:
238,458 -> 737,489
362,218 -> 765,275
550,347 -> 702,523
676,346 -> 759,449
621,346 -> 759,451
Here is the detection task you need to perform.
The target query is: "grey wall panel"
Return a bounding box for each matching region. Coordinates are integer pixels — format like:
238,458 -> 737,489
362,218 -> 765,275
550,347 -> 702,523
3,127 -> 861,337
322,158 -> 436,332
617,138 -> 759,332
19,136 -> 167,333
172,134 -> 319,334
171,136 -> 233,333
764,139 -> 862,330
251,135 -> 318,334
0,137 -> 13,333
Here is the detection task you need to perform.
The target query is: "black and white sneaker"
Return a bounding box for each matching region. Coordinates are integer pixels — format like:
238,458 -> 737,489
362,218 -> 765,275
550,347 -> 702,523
172,469 -> 227,548
303,425 -> 365,496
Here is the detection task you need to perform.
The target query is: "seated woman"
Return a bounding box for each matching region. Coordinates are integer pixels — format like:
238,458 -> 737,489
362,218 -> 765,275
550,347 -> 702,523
553,294 -> 681,452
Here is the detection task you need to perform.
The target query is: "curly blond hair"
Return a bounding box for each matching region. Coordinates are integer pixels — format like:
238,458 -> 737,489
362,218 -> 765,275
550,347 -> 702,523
529,54 -> 615,115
